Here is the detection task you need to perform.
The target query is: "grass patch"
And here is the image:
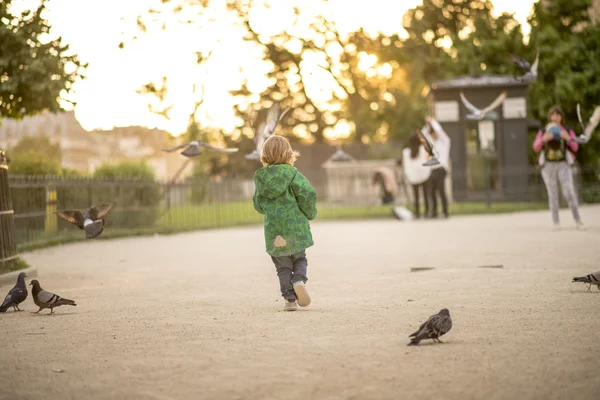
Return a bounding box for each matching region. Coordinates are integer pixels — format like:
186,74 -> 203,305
0,257 -> 30,274
16,201 -> 547,253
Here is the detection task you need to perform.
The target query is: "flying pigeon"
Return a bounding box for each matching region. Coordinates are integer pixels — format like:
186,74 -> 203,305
460,91 -> 507,120
509,48 -> 539,81
245,104 -> 291,161
574,104 -> 600,144
56,203 -> 116,239
30,280 -> 76,314
418,131 -> 441,167
408,308 -> 453,346
162,141 -> 238,158
0,272 -> 28,313
572,270 -> 600,292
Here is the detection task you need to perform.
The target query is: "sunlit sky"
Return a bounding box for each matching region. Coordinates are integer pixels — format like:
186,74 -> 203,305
12,0 -> 536,137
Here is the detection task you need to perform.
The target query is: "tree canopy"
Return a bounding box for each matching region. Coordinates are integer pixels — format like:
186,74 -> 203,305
126,0 -> 600,165
0,0 -> 85,119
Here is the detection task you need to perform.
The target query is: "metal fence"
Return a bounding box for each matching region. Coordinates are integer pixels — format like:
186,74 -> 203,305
5,165 -> 600,249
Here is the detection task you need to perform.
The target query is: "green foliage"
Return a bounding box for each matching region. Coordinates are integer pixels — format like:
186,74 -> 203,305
0,257 -> 29,274
0,0 -> 86,119
93,161 -> 161,228
8,135 -> 61,175
527,0 -> 600,172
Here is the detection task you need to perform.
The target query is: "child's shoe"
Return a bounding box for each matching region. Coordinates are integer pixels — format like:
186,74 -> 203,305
284,300 -> 298,311
293,281 -> 311,307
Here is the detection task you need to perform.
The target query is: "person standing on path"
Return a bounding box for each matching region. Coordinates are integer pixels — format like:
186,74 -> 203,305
402,132 -> 432,219
533,105 -> 583,230
420,116 -> 451,218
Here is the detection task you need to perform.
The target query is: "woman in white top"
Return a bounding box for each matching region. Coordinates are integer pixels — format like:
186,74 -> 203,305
402,132 -> 432,219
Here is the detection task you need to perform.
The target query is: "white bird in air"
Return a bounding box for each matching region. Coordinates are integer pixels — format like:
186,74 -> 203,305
460,91 -> 507,120
574,103 -> 600,144
162,141 -> 238,158
245,104 -> 291,161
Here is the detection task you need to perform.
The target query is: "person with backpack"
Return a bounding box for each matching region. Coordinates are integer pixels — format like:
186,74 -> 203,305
402,131 -> 432,219
533,105 -> 583,230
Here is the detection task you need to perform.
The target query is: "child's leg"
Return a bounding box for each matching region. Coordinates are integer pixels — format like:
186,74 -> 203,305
290,250 -> 311,307
271,255 -> 296,301
290,250 -> 308,284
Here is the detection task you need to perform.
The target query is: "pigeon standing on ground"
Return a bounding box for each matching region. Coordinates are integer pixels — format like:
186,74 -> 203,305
30,280 -> 76,314
0,272 -> 28,313
162,141 -> 239,158
56,203 -> 116,239
408,308 -> 453,346
459,91 -> 507,120
572,270 -> 600,292
509,48 -> 539,81
245,104 -> 291,161
574,104 -> 600,144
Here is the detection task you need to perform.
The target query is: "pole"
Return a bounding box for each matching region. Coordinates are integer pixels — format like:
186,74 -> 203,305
0,149 -> 20,272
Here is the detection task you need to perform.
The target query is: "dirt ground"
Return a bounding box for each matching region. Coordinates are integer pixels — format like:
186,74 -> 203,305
1,206 -> 600,400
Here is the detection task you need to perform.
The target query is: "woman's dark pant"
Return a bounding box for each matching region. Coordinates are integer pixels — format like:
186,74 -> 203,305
429,168 -> 448,217
411,180 -> 430,218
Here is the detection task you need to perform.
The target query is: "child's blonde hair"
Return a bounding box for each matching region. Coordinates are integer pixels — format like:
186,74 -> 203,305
260,135 -> 299,166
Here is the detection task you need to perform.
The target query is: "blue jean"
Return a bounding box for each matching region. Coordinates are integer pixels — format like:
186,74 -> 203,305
271,250 -> 308,301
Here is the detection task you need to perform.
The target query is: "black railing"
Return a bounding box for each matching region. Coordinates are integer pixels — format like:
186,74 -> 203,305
5,165 -> 600,250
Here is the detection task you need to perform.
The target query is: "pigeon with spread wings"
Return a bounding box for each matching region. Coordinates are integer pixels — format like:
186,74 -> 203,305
509,48 -> 539,81
162,141 -> 238,158
574,104 -> 600,144
417,131 -> 441,167
460,91 -> 507,120
245,104 -> 291,161
56,203 -> 116,239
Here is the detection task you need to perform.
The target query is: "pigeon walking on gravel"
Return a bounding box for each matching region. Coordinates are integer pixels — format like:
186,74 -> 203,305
572,271 -> 600,292
0,272 -> 28,313
408,308 -> 453,346
162,141 -> 238,158
245,103 -> 291,161
56,203 -> 116,239
30,280 -> 76,314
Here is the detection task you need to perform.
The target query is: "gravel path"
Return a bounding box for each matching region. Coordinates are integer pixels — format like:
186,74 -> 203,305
2,206 -> 600,400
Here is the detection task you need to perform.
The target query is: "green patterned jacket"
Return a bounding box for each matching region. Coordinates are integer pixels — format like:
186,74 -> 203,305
253,164 -> 317,257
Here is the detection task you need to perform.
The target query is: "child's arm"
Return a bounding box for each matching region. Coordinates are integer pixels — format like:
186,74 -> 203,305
253,191 -> 265,214
291,172 -> 317,221
252,176 -> 265,214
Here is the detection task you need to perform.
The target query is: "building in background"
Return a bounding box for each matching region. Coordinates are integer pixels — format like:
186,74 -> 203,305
0,111 -> 192,181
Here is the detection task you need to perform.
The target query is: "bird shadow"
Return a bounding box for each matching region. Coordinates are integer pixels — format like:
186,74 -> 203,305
29,312 -> 78,317
410,267 -> 435,273
407,340 -> 455,347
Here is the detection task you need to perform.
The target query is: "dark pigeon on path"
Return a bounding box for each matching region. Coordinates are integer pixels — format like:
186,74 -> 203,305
408,308 -> 453,346
0,272 -> 28,313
